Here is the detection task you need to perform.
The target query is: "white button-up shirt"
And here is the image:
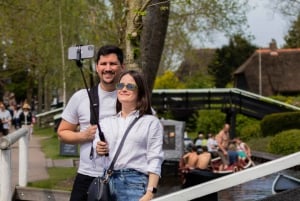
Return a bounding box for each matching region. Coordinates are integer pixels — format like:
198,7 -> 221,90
96,111 -> 164,176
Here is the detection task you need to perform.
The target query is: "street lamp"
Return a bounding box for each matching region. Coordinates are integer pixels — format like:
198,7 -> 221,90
258,48 -> 262,95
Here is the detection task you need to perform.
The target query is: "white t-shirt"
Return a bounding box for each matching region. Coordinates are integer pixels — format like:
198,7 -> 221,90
207,138 -> 218,152
61,86 -> 117,177
0,109 -> 12,129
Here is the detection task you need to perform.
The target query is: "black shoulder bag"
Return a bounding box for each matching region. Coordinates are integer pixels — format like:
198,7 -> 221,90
87,116 -> 141,201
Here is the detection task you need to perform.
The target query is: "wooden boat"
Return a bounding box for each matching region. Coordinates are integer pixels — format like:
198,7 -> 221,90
179,156 -> 254,201
272,173 -> 300,194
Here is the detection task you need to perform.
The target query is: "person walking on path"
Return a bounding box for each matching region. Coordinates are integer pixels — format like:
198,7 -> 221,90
0,101 -> 12,136
19,103 -> 34,137
57,45 -> 125,201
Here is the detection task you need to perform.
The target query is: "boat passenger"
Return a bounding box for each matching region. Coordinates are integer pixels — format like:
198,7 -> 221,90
235,138 -> 252,158
235,138 -> 252,167
193,131 -> 204,153
207,133 -> 219,157
182,145 -> 198,169
228,143 -> 239,166
196,146 -> 212,170
215,123 -> 230,170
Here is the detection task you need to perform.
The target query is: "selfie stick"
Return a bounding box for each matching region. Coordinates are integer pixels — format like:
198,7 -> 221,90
75,47 -> 107,144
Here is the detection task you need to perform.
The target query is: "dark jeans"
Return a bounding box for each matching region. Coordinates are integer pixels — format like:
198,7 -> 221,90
2,129 -> 9,136
69,173 -> 95,201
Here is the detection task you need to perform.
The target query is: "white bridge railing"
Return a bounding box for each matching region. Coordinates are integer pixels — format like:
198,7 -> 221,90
153,151 -> 300,201
0,127 -> 30,201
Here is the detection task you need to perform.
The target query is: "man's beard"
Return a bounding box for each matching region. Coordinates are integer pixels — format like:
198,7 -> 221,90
101,70 -> 116,85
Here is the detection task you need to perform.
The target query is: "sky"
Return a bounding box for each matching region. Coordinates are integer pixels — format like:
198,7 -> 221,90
205,0 -> 292,48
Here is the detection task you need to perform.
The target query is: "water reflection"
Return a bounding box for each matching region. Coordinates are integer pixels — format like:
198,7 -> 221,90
157,169 -> 299,201
218,174 -> 276,201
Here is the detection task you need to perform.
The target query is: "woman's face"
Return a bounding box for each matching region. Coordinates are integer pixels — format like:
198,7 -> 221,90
116,74 -> 138,105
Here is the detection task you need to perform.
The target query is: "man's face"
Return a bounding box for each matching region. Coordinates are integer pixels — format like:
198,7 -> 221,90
96,53 -> 124,86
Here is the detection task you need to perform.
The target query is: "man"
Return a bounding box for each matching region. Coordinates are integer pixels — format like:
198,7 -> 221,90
0,101 -> 12,136
57,45 -> 125,201
182,145 -> 198,169
215,123 -> 230,170
194,131 -> 204,153
196,146 -> 211,170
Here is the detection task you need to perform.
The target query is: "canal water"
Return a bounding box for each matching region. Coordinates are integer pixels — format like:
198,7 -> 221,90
157,168 -> 300,200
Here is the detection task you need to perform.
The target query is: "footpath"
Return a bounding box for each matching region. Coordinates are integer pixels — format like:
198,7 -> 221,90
12,134 -> 76,186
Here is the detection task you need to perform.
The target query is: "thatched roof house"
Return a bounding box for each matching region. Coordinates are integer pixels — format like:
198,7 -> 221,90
234,42 -> 300,96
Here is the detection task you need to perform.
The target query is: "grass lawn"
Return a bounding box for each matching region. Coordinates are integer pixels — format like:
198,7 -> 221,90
28,167 -> 77,191
246,136 -> 273,152
29,126 -> 77,190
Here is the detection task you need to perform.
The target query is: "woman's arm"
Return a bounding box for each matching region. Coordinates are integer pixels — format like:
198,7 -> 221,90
139,172 -> 159,201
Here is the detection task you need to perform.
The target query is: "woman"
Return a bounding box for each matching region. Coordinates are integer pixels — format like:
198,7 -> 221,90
19,103 -> 34,136
95,70 -> 164,201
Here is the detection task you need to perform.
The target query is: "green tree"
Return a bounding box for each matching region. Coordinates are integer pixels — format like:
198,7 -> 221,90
0,1 -> 121,111
0,0 -> 251,111
154,71 -> 185,89
194,110 -> 226,134
284,14 -> 300,48
160,0 -> 250,73
183,71 -> 215,89
208,35 -> 257,87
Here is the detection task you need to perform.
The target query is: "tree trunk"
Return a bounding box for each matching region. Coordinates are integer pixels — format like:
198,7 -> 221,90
124,0 -> 143,70
140,0 -> 170,92
37,75 -> 43,113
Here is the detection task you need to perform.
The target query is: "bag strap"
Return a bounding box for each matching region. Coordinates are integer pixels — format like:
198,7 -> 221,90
89,85 -> 99,125
106,115 -> 141,173
88,85 -> 107,159
89,85 -> 106,139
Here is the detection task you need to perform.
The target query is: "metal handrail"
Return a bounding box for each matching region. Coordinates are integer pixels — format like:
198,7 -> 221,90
152,88 -> 300,111
35,107 -> 63,118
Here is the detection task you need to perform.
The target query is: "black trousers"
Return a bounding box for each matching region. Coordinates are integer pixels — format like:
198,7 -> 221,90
1,129 -> 9,136
69,173 -> 95,201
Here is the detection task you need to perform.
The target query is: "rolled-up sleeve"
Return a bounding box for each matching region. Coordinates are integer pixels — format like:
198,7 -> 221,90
147,118 -> 164,176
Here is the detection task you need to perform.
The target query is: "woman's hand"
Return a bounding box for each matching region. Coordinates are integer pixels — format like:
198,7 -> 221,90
96,140 -> 109,156
139,191 -> 154,201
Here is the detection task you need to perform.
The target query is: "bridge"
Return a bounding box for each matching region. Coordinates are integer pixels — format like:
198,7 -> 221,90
151,88 -> 300,137
152,88 -> 300,119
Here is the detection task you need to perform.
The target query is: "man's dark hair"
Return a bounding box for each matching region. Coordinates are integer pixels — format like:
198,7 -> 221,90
95,45 -> 124,64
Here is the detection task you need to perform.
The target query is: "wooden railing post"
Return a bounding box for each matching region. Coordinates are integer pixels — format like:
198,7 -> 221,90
0,127 -> 29,201
0,148 -> 12,201
19,131 -> 29,187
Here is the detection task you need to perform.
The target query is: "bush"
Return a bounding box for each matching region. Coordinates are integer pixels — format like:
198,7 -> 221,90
238,123 -> 262,141
260,112 -> 300,136
194,110 -> 226,135
235,114 -> 261,140
268,129 -> 300,155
